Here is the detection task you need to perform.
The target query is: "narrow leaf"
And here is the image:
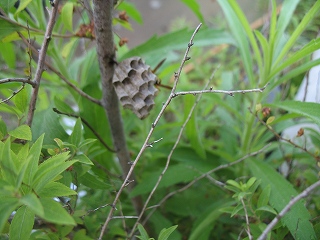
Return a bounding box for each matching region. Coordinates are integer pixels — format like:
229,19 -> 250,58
40,198 -> 76,225
158,225 -> 178,240
19,193 -> 44,217
9,205 -> 35,240
38,182 -> 77,198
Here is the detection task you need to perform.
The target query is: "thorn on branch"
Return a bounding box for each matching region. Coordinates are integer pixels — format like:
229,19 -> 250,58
188,42 -> 194,47
185,56 -> 191,61
146,138 -> 163,148
124,179 -> 134,187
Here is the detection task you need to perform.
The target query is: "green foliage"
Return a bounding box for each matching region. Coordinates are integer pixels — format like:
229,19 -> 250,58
0,0 -> 320,239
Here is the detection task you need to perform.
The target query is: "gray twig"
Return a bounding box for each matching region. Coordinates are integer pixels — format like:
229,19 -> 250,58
129,67 -> 218,238
257,180 -> 320,240
0,78 -> 35,87
26,0 -> 61,126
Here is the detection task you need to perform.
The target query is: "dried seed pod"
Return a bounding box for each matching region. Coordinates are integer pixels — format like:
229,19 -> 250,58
113,57 -> 158,119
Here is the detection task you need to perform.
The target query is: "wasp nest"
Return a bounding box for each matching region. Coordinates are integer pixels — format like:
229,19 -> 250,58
113,57 -> 158,119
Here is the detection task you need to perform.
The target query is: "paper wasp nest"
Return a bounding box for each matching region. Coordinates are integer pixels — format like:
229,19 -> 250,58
113,57 -> 158,119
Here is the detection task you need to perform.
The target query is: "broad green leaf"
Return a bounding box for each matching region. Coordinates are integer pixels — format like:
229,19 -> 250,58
61,2 -> 74,32
61,37 -> 77,58
1,138 -> 17,184
190,201 -> 232,240
0,197 -> 19,234
0,19 -> 22,40
13,87 -> 28,113
180,0 -> 204,23
257,185 -> 271,208
130,164 -> 201,197
158,225 -> 178,240
137,223 -> 150,240
268,101 -> 320,126
38,182 -> 77,198
70,118 -> 82,147
0,1 -> 16,12
32,153 -> 76,192
184,95 -> 206,159
248,158 -> 316,239
54,96 -> 74,114
40,198 -> 76,225
117,2 -> 143,24
9,205 -> 35,240
32,108 -> 69,145
24,134 -> 44,186
0,117 -> 7,140
0,42 -> 16,68
78,172 -> 111,189
8,124 -> 32,141
74,154 -> 93,165
19,193 -> 44,217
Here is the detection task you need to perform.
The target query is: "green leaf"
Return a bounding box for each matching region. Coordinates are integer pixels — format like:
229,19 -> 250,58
216,0 -> 254,84
61,2 -> 74,32
268,101 -> 320,126
9,205 -> 35,240
0,197 -> 20,234
38,182 -> 77,198
40,198 -> 76,225
74,154 -> 93,165
13,87 -> 28,113
19,193 -> 44,217
0,19 -> 22,40
32,153 -> 76,192
0,1 -> 16,12
1,138 -> 17,184
24,134 -> 44,186
158,225 -> 178,240
180,0 -> 204,23
8,125 -> 32,141
137,223 -> 150,240
78,172 -> 111,189
0,42 -> 16,68
70,118 -> 82,147
32,108 -> 69,145
14,0 -> 32,15
0,117 -> 7,140
256,206 -> 277,215
248,158 -> 316,239
257,185 -> 271,208
184,95 -> 206,159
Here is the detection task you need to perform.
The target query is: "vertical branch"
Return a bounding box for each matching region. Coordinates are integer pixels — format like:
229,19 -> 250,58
92,0 -> 142,228
26,1 -> 60,126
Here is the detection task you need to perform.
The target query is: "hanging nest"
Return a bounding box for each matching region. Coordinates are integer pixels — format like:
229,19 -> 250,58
113,57 -> 158,119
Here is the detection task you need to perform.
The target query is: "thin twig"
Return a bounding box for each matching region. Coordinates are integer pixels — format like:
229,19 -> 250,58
143,144 -> 271,224
98,23 -> 203,239
18,33 -> 102,105
250,108 -> 320,161
26,0 -> 61,126
52,108 -> 115,152
0,84 -> 25,104
240,197 -> 253,240
173,83 -> 269,98
0,78 -> 35,87
129,66 -> 219,239
257,180 -> 320,240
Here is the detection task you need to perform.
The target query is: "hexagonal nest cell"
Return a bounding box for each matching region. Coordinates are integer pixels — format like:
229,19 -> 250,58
113,57 -> 158,119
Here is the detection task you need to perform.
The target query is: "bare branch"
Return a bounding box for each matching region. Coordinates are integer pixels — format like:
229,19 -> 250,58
240,197 -> 253,240
0,78 -> 35,87
129,66 -> 218,238
26,0 -> 61,126
173,83 -> 269,98
98,23 -> 203,239
143,144 -> 271,224
0,84 -> 25,104
249,108 -> 319,161
18,33 -> 102,106
257,180 -> 320,240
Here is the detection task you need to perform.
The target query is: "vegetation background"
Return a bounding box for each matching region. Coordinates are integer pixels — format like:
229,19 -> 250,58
0,0 -> 320,239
